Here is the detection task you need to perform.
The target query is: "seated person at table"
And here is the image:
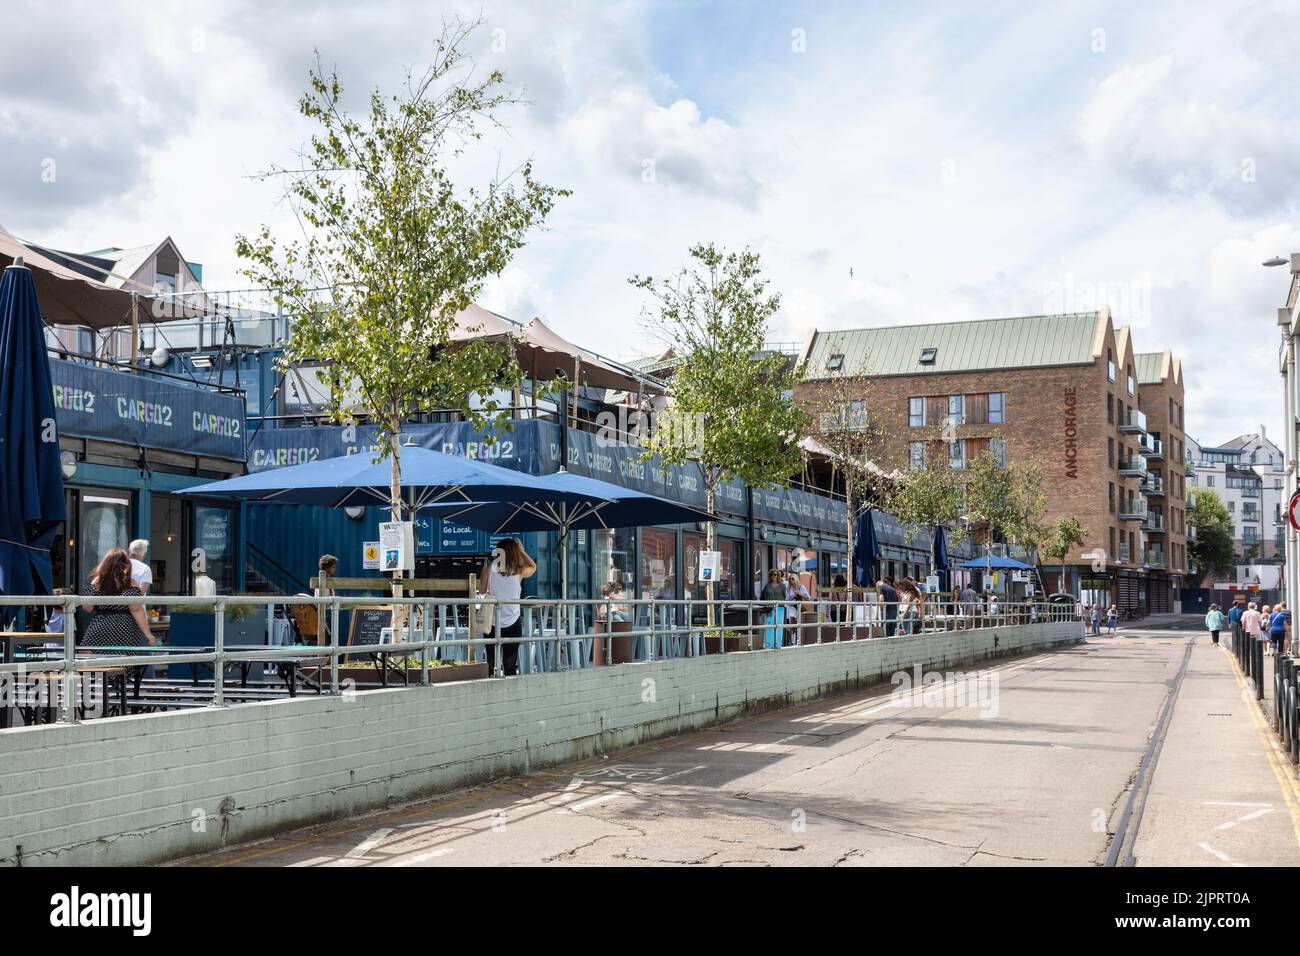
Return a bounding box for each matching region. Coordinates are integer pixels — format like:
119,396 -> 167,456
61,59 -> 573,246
596,582 -> 629,623
82,549 -> 155,653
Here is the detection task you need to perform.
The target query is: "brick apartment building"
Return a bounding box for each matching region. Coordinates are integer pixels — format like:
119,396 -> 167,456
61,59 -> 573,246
795,309 -> 1189,612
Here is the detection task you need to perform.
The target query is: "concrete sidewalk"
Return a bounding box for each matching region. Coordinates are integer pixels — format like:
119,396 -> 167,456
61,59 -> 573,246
1132,637 -> 1300,866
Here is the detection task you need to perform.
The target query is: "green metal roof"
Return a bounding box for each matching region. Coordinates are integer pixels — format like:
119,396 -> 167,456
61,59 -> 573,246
1134,351 -> 1167,384
803,312 -> 1103,379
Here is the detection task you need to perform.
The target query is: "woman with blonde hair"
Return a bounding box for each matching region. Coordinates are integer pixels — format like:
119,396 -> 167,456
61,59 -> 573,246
478,538 -> 536,676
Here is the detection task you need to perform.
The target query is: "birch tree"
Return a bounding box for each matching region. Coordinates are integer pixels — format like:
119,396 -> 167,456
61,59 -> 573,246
804,358 -> 889,583
883,433 -> 967,575
236,18 -> 567,527
630,243 -> 808,623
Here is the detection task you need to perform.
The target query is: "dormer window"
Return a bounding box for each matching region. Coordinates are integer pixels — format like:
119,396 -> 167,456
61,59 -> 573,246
825,353 -> 844,371
919,347 -> 938,365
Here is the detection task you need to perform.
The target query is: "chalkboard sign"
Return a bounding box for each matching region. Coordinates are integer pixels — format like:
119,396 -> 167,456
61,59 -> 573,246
347,605 -> 393,648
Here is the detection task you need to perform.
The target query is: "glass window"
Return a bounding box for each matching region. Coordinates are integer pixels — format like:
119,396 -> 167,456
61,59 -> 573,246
947,394 -> 965,425
79,493 -> 132,591
150,495 -> 188,595
593,527 -> 634,618
1108,354 -> 1116,382
683,534 -> 740,603
194,503 -> 235,594
1127,371 -> 1135,396
684,532 -> 705,609
1107,394 -> 1113,424
908,396 -> 925,427
988,392 -> 1005,424
991,437 -> 1008,468
640,528 -> 677,601
948,439 -> 966,470
751,542 -> 770,599
909,441 -> 926,471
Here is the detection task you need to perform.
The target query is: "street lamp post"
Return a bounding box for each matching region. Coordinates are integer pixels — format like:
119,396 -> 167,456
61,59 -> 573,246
1269,254 -> 1300,610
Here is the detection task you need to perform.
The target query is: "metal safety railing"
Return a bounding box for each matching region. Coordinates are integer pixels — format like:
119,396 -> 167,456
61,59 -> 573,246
0,594 -> 1074,727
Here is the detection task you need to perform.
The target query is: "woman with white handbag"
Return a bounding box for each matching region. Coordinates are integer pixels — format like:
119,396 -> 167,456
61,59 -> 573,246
477,538 -> 536,676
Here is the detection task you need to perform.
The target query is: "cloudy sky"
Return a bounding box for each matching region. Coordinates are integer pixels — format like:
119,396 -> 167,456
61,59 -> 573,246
2,0 -> 1297,443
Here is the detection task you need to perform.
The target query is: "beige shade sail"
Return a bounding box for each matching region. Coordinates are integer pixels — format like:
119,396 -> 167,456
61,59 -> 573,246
517,316 -> 651,393
0,223 -> 195,330
449,305 -> 660,394
798,435 -> 895,478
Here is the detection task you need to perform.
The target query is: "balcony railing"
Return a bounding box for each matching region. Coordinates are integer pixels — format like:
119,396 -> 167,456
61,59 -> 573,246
1119,497 -> 1149,521
1144,550 -> 1165,568
1118,409 -> 1148,434
1119,543 -> 1132,564
1138,434 -> 1163,458
1140,475 -> 1164,496
1142,511 -> 1164,531
1119,456 -> 1150,479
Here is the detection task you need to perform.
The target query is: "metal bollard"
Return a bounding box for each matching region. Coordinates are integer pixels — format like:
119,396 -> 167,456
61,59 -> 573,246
1255,639 -> 1265,701
1275,657 -> 1287,734
1284,658 -> 1294,749
1291,668 -> 1300,764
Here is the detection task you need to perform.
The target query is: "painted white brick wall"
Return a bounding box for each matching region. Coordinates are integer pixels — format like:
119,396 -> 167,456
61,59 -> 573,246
0,621 -> 1080,866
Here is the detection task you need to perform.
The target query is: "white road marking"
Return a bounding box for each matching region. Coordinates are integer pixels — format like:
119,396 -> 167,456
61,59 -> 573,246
1204,801 -> 1272,807
1214,807 -> 1275,830
569,793 -> 624,812
654,765 -> 707,783
288,856 -> 336,867
1197,841 -> 1247,866
391,847 -> 454,866
346,827 -> 394,858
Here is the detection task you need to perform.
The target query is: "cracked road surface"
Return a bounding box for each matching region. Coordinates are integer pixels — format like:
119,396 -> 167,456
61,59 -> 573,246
179,626 -> 1300,867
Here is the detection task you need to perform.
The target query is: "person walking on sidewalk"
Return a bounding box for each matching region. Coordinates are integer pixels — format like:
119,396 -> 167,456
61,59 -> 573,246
1228,600 -> 1244,650
1106,605 -> 1118,636
1204,604 -> 1224,645
1268,602 -> 1289,657
1090,604 -> 1102,636
1242,602 -> 1263,655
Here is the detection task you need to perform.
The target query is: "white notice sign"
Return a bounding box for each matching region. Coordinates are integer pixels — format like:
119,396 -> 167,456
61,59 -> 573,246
379,522 -> 414,573
698,550 -> 721,582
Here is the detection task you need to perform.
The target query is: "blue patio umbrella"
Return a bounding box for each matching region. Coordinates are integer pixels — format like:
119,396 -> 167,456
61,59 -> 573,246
956,555 -> 1034,571
421,469 -> 714,599
182,445 -> 563,510
933,525 -> 950,592
851,508 -> 879,587
0,259 -> 67,598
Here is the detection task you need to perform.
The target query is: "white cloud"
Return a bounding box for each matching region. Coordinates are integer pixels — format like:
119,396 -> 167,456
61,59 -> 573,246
2,0 -> 1297,447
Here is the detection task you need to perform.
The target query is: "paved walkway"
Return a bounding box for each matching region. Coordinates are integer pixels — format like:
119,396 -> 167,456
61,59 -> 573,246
1132,635 -> 1300,866
176,628 -> 1300,867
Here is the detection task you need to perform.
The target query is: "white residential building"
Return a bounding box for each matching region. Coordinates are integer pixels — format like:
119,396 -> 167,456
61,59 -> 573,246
1186,427 -> 1286,561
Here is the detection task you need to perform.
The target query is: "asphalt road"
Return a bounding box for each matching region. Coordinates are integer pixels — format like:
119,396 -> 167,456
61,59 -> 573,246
180,621 -> 1300,867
